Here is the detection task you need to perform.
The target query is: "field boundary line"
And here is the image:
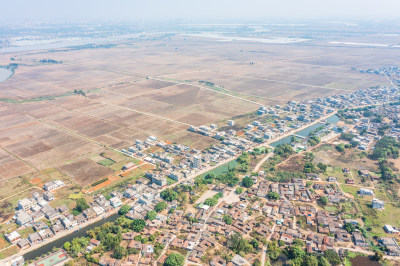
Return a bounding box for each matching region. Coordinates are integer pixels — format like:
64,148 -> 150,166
101,101 -> 193,126
220,73 -> 353,92
23,113 -> 145,163
148,76 -> 265,106
0,146 -> 39,171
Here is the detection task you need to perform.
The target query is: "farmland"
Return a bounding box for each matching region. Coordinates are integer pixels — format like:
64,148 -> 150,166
0,30 -> 396,187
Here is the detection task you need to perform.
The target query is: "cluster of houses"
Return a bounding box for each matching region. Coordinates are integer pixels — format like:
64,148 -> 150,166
5,179 -> 131,252
89,171 -> 400,265
189,102 -> 335,148
14,180 -> 65,226
190,80 -> 400,151
356,66 -> 400,88
121,134 -> 253,189
346,104 -> 400,144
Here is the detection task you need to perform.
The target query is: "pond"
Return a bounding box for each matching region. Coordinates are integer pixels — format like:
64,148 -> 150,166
270,114 -> 340,147
326,114 -> 340,124
23,213 -> 120,261
0,68 -> 12,82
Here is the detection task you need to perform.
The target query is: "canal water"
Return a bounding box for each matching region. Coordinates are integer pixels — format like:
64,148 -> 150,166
23,213 -> 120,261
270,114 -> 340,147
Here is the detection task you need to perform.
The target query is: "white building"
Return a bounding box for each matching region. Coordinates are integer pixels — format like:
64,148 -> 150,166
372,198 -> 385,209
43,180 -> 65,191
231,254 -> 250,266
192,155 -> 202,169
169,171 -> 183,181
110,197 -> 122,208
43,191 -> 55,201
151,175 -> 167,187
5,231 -> 21,243
384,225 -> 399,234
359,188 -> 374,196
6,256 -> 24,266
18,198 -> 34,211
228,120 -> 235,126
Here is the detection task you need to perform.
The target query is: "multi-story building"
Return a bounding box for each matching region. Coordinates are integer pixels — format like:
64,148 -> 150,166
192,155 -> 201,169
18,198 -> 34,211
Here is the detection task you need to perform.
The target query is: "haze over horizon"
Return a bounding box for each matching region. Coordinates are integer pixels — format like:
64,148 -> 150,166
1,0 -> 400,23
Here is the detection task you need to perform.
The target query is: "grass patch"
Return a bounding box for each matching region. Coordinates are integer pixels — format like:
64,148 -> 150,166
97,166 -> 149,195
166,177 -> 177,186
97,158 -> 116,166
324,206 -> 338,212
358,199 -> 400,237
68,192 -> 85,199
340,185 -> 360,197
0,235 -> 11,250
18,227 -> 34,238
107,158 -> 141,172
0,245 -> 19,259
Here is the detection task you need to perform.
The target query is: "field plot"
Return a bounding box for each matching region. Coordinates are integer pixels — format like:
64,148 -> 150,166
57,159 -> 114,186
0,114 -> 105,171
0,148 -> 35,180
0,33 -> 396,184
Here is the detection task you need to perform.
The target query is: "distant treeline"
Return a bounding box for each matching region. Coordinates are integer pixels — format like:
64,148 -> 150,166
73,90 -> 86,96
91,178 -> 108,187
38,59 -> 63,64
199,80 -> 215,87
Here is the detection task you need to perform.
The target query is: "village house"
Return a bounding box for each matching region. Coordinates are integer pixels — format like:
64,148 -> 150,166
372,198 -> 385,209
5,231 -> 21,244
43,191 -> 55,201
18,198 -> 34,211
359,188 -> 374,196
43,180 -> 65,191
110,197 -> 123,208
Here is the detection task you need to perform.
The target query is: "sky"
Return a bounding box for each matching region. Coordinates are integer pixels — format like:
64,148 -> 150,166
1,0 -> 400,22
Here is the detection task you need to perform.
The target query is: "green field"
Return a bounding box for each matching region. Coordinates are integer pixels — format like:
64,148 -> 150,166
340,184 -> 360,197
167,177 -> 177,185
200,160 -> 238,178
357,199 -> 400,237
97,158 -> 116,166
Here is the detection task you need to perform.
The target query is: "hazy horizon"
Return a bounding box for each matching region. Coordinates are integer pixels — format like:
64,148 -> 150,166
1,0 -> 400,23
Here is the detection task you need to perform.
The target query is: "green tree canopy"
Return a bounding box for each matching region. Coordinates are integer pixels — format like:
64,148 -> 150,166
63,241 -> 71,251
242,176 -> 254,188
154,201 -> 168,212
344,223 -> 355,233
236,187 -> 244,194
223,214 -> 233,225
319,196 -> 329,206
161,189 -> 178,202
267,240 -> 281,261
303,254 -> 318,266
118,204 -> 131,215
267,191 -> 280,200
112,246 -> 126,259
146,210 -> 157,221
204,197 -> 218,206
131,219 -> 146,232
164,253 -> 185,266
75,198 -> 89,213
324,249 -> 340,265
